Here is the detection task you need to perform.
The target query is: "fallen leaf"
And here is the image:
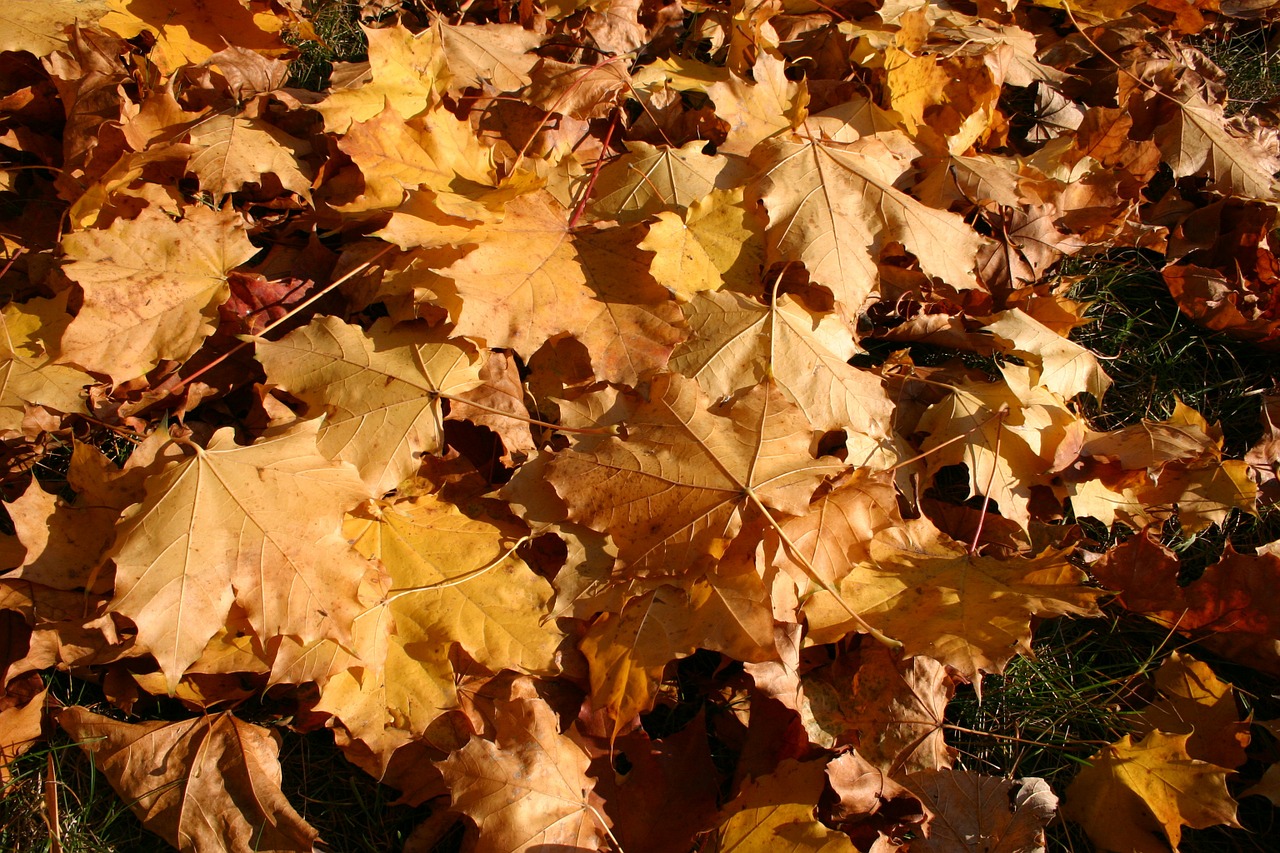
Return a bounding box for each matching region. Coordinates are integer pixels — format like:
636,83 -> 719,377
639,186 -> 764,300
59,205 -> 257,383
1132,652 -> 1251,770
1063,730 -> 1240,853
750,121 -> 988,313
255,316 -> 484,494
186,112 -> 313,201
0,297 -> 91,430
585,140 -> 728,222
904,771 -> 1057,853
99,0 -> 290,74
671,290 -> 895,460
707,757 -> 856,852
805,517 -> 1104,684
105,419 -> 373,692
545,373 -> 839,576
438,676 -> 609,852
434,191 -> 684,384
314,23 -> 444,132
0,672 -> 45,784
0,0 -> 114,56
60,707 -> 318,853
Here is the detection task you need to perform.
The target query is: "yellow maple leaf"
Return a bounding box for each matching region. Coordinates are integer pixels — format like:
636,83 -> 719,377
1064,730 -> 1241,853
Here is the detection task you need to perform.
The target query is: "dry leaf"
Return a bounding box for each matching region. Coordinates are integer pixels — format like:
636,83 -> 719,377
60,707 -> 319,853
438,677 -> 609,852
255,316 -> 484,493
60,205 -> 256,383
106,420 -> 373,692
1064,730 -> 1240,853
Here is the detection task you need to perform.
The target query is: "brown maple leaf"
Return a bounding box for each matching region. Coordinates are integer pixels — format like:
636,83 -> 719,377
437,676 -> 610,852
59,205 -> 256,383
545,373 -> 839,576
60,707 -> 319,853
105,419 -> 373,692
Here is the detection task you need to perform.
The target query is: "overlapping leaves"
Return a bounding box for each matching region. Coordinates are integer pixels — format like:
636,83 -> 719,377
0,0 -> 1277,851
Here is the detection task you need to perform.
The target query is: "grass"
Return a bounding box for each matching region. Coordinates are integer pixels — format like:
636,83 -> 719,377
946,611 -> 1168,851
1,675 -> 172,853
285,1 -> 370,92
1060,249 -> 1275,457
948,605 -> 1280,852
2,739 -> 172,853
1192,22 -> 1280,116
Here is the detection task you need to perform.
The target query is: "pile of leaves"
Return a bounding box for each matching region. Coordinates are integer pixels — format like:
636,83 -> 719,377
1,0 -> 1280,850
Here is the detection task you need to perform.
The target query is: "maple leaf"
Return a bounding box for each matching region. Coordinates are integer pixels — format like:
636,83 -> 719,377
7,1 -> 1280,845
60,707 -> 318,852
774,468 -> 904,594
1064,730 -> 1241,853
580,566 -> 772,740
1091,530 -> 1280,639
254,316 -> 485,494
313,23 -> 444,132
59,205 -> 257,383
186,112 -> 314,201
438,677 -> 610,852
99,0 -> 291,74
580,586 -> 697,740
337,102 -> 496,210
0,673 -> 45,785
0,296 -> 92,430
914,368 -> 1083,531
344,492 -> 561,681
1069,400 -> 1258,533
4,429 -> 183,598
984,307 -> 1111,401
671,290 -> 895,461
446,349 -> 538,464
522,57 -> 632,120
545,373 -> 839,576
883,47 -> 952,138
804,517 -> 1104,684
1153,92 -> 1280,199
433,191 -> 685,384
705,758 -> 856,852
1132,652 -> 1251,770
791,644 -> 953,774
638,186 -> 765,299
5,479 -> 116,591
749,119 -> 989,312
635,52 -> 808,158
904,772 -> 1057,853
978,204 -> 1086,293
585,140 -> 729,222
0,0 -> 113,56
105,419 -> 374,692
427,15 -> 541,94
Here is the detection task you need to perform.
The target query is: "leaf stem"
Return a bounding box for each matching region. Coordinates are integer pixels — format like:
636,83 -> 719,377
567,107 -> 621,229
385,536 -> 530,601
443,394 -> 616,436
173,243 -> 398,393
969,404 -> 1009,554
